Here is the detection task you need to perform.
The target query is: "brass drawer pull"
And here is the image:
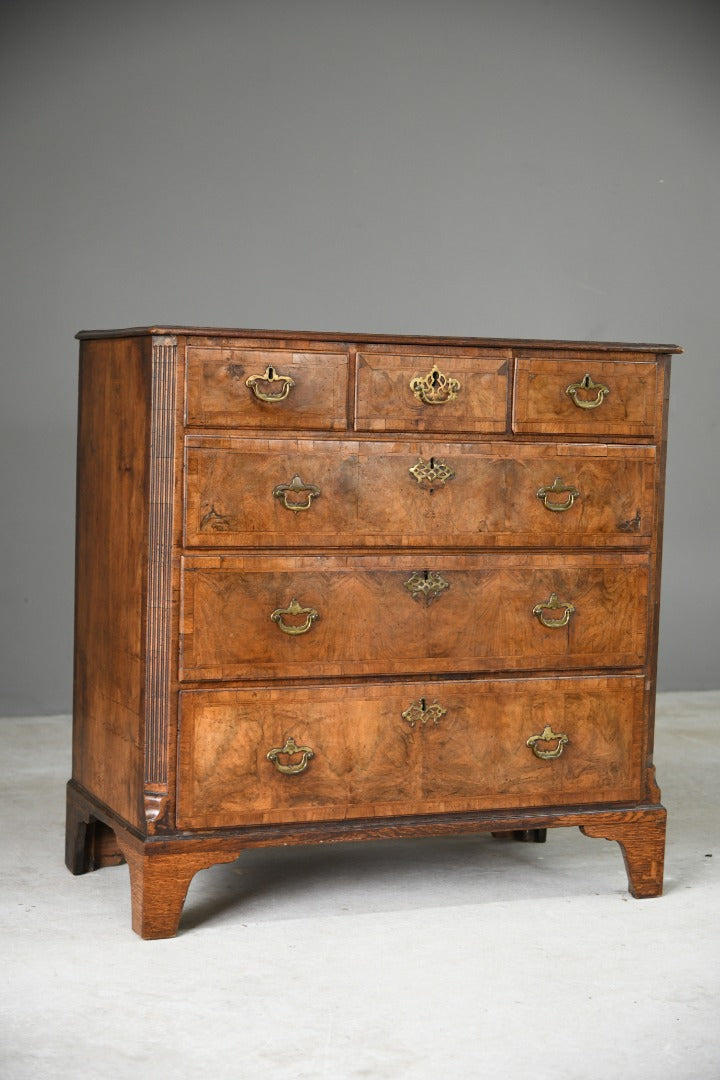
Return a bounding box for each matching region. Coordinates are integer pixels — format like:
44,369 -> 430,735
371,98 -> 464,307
267,736 -> 314,775
526,726 -> 569,760
409,364 -> 461,405
404,570 -> 450,605
270,598 -> 319,635
246,364 -> 295,402
409,457 -> 455,488
537,477 -> 580,512
532,592 -> 576,628
273,474 -> 321,512
402,698 -> 446,727
566,372 -> 610,410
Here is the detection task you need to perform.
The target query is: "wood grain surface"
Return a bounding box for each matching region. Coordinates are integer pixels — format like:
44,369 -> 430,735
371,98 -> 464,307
184,436 -> 656,549
355,351 -> 509,433
72,336 -> 151,828
176,675 -> 645,829
185,345 -> 349,429
513,357 -> 659,436
68,328 -> 673,936
180,552 -> 650,680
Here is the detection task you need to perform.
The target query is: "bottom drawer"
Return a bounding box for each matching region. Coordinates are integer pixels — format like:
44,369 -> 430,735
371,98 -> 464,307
177,676 -> 645,829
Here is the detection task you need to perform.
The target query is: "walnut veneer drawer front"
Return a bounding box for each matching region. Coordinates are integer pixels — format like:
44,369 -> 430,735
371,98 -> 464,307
184,437 -> 656,549
513,357 -> 659,436
176,676 -> 645,829
69,328 -> 679,937
185,346 -> 349,429
355,351 -> 509,432
180,553 -> 649,680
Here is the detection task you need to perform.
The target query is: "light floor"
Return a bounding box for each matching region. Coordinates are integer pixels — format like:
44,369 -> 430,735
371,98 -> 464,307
2,691 -> 719,1080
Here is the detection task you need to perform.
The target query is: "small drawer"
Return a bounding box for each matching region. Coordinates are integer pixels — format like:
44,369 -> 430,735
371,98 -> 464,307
513,357 -> 659,437
180,552 -> 650,681
355,350 -> 509,433
176,675 -> 645,829
185,346 -> 349,430
184,436 -> 656,550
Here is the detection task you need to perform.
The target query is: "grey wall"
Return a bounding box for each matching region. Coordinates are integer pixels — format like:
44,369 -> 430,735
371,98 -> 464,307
1,0 -> 718,714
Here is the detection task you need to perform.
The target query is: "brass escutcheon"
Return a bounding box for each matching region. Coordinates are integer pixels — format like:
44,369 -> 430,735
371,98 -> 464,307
409,457 -> 456,489
409,365 -> 461,405
402,698 -> 447,728
270,598 -> 319,635
246,364 -> 296,402
273,474 -> 321,512
566,372 -> 610,410
404,570 -> 450,605
526,725 -> 569,760
536,476 -> 580,512
267,736 -> 315,775
532,592 -> 576,628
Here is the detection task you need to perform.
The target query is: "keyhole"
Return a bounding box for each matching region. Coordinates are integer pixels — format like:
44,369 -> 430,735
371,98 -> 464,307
420,697 -> 427,712
431,369 -> 441,388
581,373 -> 592,388
267,366 -> 276,379
428,458 -> 436,494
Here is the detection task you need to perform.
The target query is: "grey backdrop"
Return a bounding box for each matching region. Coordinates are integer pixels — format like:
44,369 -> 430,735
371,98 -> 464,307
1,0 -> 718,715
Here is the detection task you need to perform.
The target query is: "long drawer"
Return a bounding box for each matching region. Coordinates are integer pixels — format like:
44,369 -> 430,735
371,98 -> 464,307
180,553 -> 650,680
184,437 -> 656,549
176,675 -> 646,828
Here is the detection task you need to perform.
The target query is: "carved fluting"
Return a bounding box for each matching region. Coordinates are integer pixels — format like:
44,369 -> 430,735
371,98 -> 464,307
144,338 -> 177,801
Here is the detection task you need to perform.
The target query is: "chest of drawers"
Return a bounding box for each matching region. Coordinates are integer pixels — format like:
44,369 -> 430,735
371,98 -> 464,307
66,327 -> 680,938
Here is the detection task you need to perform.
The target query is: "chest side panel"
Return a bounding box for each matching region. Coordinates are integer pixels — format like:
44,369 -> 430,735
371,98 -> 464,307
73,337 -> 151,827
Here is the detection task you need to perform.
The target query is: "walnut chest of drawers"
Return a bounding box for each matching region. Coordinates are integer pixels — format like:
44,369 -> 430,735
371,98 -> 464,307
66,327 -> 680,937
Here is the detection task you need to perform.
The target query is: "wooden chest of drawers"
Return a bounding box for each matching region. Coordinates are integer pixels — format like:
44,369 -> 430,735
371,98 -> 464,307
66,327 -> 680,938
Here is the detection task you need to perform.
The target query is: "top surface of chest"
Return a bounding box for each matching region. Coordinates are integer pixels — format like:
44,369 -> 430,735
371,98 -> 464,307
78,328 -> 678,440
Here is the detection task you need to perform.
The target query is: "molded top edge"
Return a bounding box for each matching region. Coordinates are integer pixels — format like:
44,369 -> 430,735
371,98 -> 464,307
75,325 -> 683,353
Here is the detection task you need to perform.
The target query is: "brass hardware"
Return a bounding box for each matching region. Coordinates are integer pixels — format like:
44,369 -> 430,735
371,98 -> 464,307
409,457 -> 456,489
273,474 -> 321,512
532,592 -> 576,628
267,736 -> 315,774
536,477 -> 580,512
566,372 -> 610,410
409,365 -> 461,405
526,726 -> 569,760
270,598 -> 319,635
404,570 -> 450,605
402,698 -> 446,728
246,364 -> 296,402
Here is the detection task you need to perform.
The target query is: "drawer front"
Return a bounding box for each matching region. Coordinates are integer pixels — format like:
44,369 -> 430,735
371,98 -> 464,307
185,346 -> 349,430
184,437 -> 656,549
355,351 -> 509,433
180,553 -> 649,680
176,675 -> 645,828
513,358 -> 659,436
